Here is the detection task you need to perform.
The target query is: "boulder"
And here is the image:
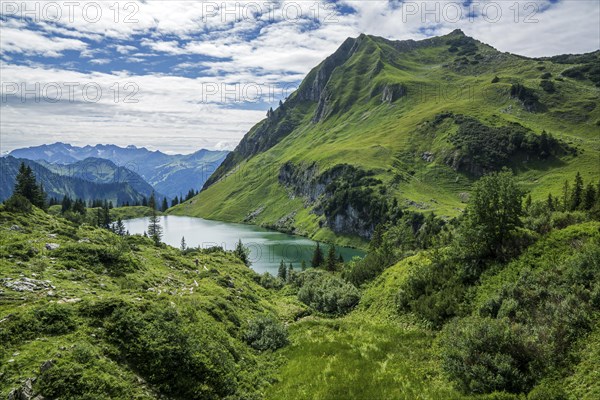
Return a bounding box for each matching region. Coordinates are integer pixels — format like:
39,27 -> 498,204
45,243 -> 60,250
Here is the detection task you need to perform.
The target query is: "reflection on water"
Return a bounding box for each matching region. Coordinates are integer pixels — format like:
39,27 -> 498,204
124,216 -> 365,274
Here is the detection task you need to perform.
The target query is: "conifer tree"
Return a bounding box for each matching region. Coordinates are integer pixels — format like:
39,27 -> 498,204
326,243 -> 337,272
161,197 -> 169,212
180,236 -> 187,251
147,192 -> 162,246
234,239 -> 250,266
278,259 -> 287,281
311,242 -> 324,268
570,172 -> 584,210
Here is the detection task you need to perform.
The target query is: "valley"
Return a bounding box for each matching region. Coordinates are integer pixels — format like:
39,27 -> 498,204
2,26 -> 600,400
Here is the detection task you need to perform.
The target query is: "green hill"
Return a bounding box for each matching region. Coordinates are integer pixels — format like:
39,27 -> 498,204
171,30 -> 599,247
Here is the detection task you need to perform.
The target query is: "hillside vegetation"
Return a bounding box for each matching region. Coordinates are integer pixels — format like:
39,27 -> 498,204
172,30 -> 599,247
2,161 -> 600,399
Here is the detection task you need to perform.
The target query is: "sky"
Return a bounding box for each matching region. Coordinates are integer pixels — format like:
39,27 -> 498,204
1,0 -> 599,154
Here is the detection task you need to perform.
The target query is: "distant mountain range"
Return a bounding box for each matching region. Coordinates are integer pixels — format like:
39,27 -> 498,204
8,143 -> 229,199
0,156 -> 147,205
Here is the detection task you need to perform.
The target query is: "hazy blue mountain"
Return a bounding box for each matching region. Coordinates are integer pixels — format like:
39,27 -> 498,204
9,143 -> 229,199
37,157 -> 160,200
0,156 -> 147,205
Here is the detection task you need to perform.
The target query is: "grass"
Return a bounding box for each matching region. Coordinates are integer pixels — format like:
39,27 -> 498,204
171,32 -> 600,247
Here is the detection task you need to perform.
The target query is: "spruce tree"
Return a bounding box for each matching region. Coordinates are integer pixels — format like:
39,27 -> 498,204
582,183 -> 597,210
301,259 -> 307,271
547,193 -> 555,212
234,239 -> 250,266
115,218 -> 126,236
13,162 -> 45,209
311,242 -> 324,268
147,192 -> 162,246
570,172 -> 584,210
180,236 -> 187,251
287,263 -> 294,282
561,180 -> 571,211
278,259 -> 287,281
161,197 -> 169,212
326,244 -> 337,272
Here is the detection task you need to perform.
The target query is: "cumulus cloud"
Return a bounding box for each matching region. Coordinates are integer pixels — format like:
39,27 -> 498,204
1,0 -> 598,153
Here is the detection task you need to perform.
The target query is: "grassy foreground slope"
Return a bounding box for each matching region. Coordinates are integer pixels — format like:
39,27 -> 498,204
0,207 -> 299,399
267,222 -> 600,400
172,30 -> 599,246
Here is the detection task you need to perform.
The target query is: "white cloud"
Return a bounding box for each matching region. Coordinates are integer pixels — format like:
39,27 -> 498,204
1,0 -> 598,154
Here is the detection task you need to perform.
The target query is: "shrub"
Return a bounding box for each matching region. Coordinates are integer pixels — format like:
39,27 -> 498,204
55,241 -> 137,276
439,316 -> 538,394
259,272 -> 283,290
244,315 -> 288,351
297,270 -> 360,315
104,301 -> 238,399
539,79 -> 556,93
4,194 -> 33,213
396,257 -> 466,328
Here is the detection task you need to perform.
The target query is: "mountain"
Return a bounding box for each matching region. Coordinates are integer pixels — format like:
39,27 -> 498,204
0,156 -> 147,204
172,30 -> 600,245
9,144 -> 229,199
37,157 -> 160,200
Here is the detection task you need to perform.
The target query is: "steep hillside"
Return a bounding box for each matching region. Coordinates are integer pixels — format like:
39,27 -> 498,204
172,30 -> 600,246
9,144 -> 229,199
0,157 -> 147,205
0,208 -> 297,399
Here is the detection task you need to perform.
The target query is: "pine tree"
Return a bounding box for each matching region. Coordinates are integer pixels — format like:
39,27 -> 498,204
278,259 -> 287,281
301,259 -> 307,271
524,194 -> 532,211
338,254 -> 344,264
234,239 -> 250,266
287,263 -> 294,282
311,242 -> 324,268
147,192 -> 162,246
570,172 -> 584,210
171,197 -> 179,207
161,197 -> 169,212
115,218 -> 126,236
326,243 -> 337,272
561,180 -> 571,211
582,183 -> 597,210
13,162 -> 45,209
547,193 -> 555,212
180,236 -> 187,251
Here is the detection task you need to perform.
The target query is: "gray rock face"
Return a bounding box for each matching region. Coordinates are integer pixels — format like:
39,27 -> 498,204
2,277 -> 55,292
381,84 -> 407,104
8,378 -> 34,400
10,225 -> 22,231
45,243 -> 60,250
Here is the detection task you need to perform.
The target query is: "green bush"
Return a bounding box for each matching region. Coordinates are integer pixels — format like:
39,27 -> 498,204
104,301 -> 239,399
4,194 -> 33,213
0,303 -> 77,345
527,383 -> 568,400
244,315 -> 288,351
55,241 -> 137,276
297,270 -> 360,315
259,272 -> 284,290
439,316 -> 538,394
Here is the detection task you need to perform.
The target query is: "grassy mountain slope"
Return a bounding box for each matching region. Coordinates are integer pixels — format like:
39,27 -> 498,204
266,222 -> 600,399
172,30 -> 599,247
0,207 -> 297,399
0,156 -> 147,205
